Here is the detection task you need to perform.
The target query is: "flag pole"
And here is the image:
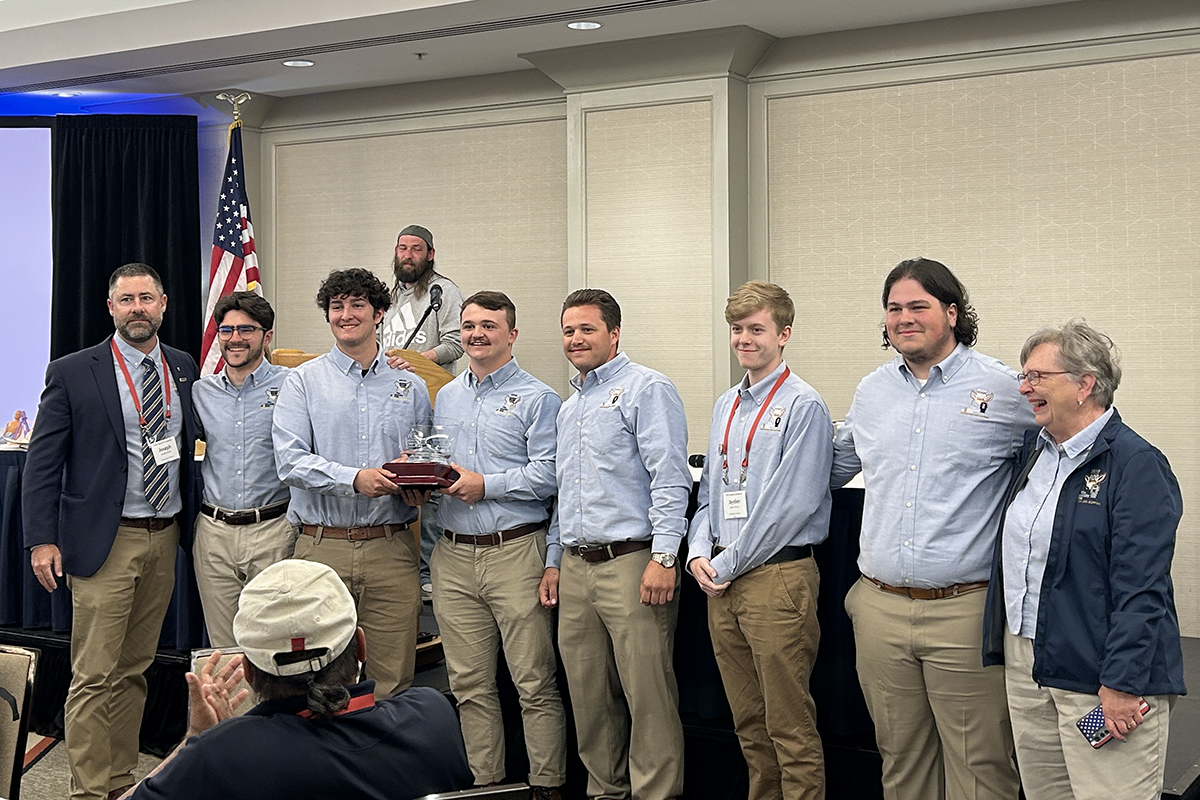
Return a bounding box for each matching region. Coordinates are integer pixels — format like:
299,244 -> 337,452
201,91 -> 261,376
215,91 -> 251,122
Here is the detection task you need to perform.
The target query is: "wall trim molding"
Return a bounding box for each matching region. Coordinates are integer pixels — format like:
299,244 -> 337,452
260,97 -> 566,141
256,98 -> 568,310
565,77 -> 743,398
747,23 -> 1200,284
752,29 -> 1200,97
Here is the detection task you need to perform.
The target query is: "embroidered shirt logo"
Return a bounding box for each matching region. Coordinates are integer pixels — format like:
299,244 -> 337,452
599,387 -> 625,409
760,405 -> 786,431
390,379 -> 411,399
496,393 -> 521,414
260,387 -> 280,409
1078,469 -> 1107,504
961,389 -> 994,418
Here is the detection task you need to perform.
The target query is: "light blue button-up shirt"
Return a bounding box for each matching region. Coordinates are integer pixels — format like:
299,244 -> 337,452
688,361 -> 833,585
832,343 -> 1036,588
1003,408 -> 1113,637
272,344 -> 430,528
113,335 -> 183,518
548,352 -> 690,569
435,358 -> 560,535
194,358 -> 291,511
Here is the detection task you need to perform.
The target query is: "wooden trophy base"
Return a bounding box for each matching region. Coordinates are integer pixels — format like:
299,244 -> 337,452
383,460 -> 459,490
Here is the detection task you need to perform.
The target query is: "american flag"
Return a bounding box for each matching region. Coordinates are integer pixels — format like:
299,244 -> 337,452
200,122 -> 261,376
1076,704 -> 1111,748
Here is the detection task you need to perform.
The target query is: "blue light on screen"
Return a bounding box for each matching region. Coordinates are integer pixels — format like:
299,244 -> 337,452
0,127 -> 54,426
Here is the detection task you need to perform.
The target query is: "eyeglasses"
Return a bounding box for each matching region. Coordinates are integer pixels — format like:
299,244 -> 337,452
1017,370 -> 1069,386
216,325 -> 265,339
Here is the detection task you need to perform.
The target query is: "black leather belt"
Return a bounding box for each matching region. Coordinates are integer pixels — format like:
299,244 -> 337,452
201,500 -> 289,526
443,522 -> 544,546
569,540 -> 651,563
119,517 -> 173,531
713,543 -> 812,565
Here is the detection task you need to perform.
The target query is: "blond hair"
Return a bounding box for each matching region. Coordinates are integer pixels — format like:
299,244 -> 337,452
725,280 -> 794,332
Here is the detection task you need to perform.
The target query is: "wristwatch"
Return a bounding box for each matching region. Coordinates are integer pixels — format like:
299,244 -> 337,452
650,552 -> 677,569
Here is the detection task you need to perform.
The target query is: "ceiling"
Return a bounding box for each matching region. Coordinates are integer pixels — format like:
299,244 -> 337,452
0,0 -> 1081,109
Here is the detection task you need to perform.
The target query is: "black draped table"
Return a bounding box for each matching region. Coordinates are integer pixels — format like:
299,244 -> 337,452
2,447 -> 882,779
671,483 -> 880,798
0,449 -> 207,649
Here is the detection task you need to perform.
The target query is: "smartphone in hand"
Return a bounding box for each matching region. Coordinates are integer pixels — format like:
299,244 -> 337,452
1077,699 -> 1150,749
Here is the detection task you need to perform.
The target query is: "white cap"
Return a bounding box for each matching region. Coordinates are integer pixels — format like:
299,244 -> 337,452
233,560 -> 357,677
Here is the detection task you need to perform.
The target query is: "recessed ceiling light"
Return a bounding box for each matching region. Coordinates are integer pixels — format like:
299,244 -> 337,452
282,59 -> 315,68
55,91 -> 81,98
566,21 -> 601,30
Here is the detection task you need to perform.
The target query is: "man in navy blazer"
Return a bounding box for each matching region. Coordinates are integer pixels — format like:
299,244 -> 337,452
23,263 -> 201,800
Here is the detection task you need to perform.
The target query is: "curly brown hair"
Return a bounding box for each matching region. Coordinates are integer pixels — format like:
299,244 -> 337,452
316,268 -> 391,320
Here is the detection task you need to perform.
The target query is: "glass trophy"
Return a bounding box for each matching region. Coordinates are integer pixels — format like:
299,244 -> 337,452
384,422 -> 461,489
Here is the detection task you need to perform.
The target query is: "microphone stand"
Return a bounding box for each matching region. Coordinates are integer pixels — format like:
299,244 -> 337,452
402,291 -> 443,351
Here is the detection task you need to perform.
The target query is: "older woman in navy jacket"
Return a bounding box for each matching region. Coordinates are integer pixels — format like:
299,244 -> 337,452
982,320 -> 1185,800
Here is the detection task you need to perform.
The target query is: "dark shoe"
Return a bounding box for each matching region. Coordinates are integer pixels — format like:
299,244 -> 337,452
531,786 -> 563,800
108,785 -> 135,800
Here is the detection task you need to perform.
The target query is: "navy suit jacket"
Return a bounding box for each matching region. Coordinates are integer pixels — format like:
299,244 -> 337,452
22,336 -> 202,578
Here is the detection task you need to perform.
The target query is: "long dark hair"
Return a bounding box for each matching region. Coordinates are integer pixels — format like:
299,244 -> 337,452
880,257 -> 978,349
247,641 -> 359,722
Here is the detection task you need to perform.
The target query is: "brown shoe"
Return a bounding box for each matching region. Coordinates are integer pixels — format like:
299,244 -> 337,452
531,786 -> 563,800
108,785 -> 135,800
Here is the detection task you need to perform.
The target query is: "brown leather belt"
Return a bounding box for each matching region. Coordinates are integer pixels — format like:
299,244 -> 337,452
713,544 -> 812,565
119,517 -> 173,531
443,522 -> 544,547
301,524 -> 404,541
864,575 -> 989,600
569,540 -> 651,563
201,500 -> 289,526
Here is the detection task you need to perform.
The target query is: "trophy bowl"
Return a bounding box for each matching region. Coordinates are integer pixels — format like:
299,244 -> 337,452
384,423 -> 461,490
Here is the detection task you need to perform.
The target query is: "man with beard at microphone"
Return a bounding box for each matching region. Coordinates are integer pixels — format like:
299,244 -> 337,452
380,225 -> 465,373
380,225 -> 466,603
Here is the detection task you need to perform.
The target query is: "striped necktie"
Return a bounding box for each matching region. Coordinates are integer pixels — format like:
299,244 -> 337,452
141,356 -> 170,511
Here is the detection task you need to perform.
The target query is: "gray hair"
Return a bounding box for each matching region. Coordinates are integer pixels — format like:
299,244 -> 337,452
1019,319 -> 1122,409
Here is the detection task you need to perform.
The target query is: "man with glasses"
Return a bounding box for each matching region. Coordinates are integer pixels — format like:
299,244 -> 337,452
832,258 -> 1035,800
24,263 -> 202,800
193,292 -> 295,648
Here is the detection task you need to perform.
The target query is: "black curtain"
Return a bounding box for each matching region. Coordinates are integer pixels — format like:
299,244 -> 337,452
52,114 -> 200,360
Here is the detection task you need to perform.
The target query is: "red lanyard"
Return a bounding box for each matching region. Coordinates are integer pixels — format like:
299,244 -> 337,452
296,692 -> 375,719
111,339 -> 172,426
720,367 -> 789,485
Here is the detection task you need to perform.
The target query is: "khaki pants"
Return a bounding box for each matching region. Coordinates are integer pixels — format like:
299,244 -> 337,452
431,531 -> 566,787
558,548 -> 684,800
1004,632 -> 1173,800
65,522 -> 178,800
193,512 -> 298,647
844,577 -> 1019,800
708,557 -> 823,800
294,528 -> 419,698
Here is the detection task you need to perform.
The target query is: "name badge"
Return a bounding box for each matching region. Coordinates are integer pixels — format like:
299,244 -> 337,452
723,491 -> 748,520
149,437 -> 180,465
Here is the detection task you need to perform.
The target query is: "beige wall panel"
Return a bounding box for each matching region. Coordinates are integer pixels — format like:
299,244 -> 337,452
766,53 -> 1200,632
584,100 -> 714,453
273,119 -> 568,394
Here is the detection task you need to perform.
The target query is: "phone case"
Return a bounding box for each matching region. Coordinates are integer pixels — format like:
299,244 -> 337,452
1077,699 -> 1151,748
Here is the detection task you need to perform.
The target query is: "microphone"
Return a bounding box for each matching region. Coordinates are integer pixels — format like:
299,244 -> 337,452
429,284 -> 443,311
